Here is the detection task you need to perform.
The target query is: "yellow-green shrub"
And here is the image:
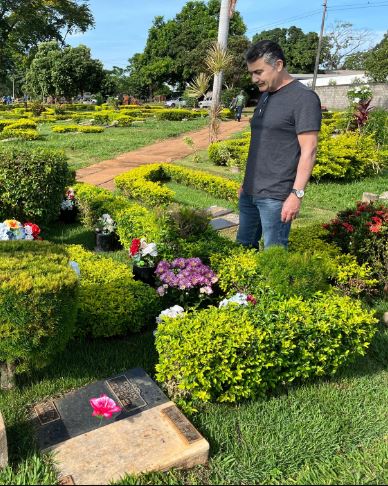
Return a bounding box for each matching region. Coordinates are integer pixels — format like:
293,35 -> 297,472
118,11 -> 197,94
73,182 -> 132,228
115,165 -> 175,206
115,163 -> 240,206
52,125 -> 79,133
67,245 -> 161,337
0,120 -> 15,131
163,164 -> 239,202
0,128 -> 40,140
155,293 -> 377,405
211,246 -> 334,299
0,241 -> 78,376
3,119 -> 37,130
77,125 -> 104,133
0,146 -> 72,223
115,204 -> 166,249
156,109 -> 204,121
314,130 -> 384,180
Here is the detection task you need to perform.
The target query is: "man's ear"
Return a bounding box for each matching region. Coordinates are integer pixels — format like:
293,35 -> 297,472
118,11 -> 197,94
275,59 -> 284,72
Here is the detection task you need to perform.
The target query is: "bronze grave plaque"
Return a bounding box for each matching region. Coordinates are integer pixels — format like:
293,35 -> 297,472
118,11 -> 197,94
34,401 -> 60,425
162,405 -> 202,444
106,375 -> 147,413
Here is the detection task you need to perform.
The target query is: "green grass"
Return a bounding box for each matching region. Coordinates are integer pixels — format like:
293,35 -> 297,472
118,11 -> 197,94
3,118 -> 208,171
166,181 -> 237,211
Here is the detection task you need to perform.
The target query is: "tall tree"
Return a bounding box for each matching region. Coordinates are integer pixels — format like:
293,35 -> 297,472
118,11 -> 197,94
364,33 -> 388,82
324,21 -> 373,70
0,0 -> 94,79
126,0 -> 247,98
252,26 -> 327,73
25,41 -> 106,100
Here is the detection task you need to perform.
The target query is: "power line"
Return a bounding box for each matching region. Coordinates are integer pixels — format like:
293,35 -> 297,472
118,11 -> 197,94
246,9 -> 322,34
247,1 -> 388,34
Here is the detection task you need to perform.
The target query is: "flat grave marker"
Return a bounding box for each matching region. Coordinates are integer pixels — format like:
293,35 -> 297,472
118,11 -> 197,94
32,368 -> 208,485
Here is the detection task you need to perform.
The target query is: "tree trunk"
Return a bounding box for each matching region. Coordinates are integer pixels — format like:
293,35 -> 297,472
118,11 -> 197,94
0,362 -> 16,390
210,0 -> 233,142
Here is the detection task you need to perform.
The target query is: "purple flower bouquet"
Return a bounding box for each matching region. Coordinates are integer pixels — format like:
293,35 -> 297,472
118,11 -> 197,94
155,257 -> 218,307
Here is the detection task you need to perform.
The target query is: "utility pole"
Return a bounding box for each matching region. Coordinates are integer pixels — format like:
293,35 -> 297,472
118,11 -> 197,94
312,0 -> 327,91
211,0 -> 234,110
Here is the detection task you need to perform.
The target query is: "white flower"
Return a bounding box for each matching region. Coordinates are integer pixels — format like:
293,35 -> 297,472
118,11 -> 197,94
23,226 -> 34,240
141,241 -> 158,257
353,97 -> 360,103
0,223 -> 9,240
156,305 -> 185,323
219,293 -> 248,308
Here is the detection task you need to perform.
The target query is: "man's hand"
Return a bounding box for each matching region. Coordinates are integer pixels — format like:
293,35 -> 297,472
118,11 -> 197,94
281,193 -> 301,223
237,185 -> 243,198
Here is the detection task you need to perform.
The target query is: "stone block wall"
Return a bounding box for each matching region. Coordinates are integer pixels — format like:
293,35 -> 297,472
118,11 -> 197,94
315,83 -> 388,110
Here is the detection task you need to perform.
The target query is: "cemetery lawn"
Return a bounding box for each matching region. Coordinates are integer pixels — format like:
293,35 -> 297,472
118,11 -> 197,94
5,117 -> 208,171
0,155 -> 387,485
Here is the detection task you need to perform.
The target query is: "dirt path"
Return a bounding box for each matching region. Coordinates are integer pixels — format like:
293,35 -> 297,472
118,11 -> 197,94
76,118 -> 249,190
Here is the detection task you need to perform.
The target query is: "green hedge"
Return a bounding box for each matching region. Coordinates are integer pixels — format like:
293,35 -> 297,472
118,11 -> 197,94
155,292 -> 377,405
0,241 -> 78,378
0,146 -> 73,223
211,246 -> 334,300
115,164 -> 239,207
73,182 -> 132,228
155,109 -> 204,121
67,245 -> 161,337
0,128 -> 40,140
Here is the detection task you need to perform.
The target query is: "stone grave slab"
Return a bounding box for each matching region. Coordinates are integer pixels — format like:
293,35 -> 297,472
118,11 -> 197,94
205,205 -> 234,218
32,368 -> 208,485
210,213 -> 239,230
0,411 -> 8,468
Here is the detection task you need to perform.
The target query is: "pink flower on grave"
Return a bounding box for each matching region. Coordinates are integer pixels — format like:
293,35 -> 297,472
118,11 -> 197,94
90,394 -> 121,419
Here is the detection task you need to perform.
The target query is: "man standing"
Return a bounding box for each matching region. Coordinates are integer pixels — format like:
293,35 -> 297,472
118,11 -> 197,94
234,90 -> 246,122
237,40 -> 321,249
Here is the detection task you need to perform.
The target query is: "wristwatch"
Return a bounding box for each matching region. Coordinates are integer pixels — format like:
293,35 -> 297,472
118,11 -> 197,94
291,188 -> 305,199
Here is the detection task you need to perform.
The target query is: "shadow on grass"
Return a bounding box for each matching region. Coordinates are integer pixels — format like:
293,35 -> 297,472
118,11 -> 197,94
43,221 -> 95,250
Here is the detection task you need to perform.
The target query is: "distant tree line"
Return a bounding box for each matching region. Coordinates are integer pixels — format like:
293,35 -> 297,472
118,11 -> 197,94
0,0 -> 386,100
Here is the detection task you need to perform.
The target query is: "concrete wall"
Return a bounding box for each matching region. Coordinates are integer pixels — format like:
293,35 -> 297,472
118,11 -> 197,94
315,83 -> 388,110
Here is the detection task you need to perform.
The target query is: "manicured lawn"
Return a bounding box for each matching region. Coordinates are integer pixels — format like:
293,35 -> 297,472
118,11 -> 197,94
1,139 -> 387,485
5,118 -> 208,171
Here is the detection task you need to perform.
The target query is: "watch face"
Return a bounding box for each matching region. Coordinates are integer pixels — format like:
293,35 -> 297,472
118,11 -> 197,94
292,189 -> 304,198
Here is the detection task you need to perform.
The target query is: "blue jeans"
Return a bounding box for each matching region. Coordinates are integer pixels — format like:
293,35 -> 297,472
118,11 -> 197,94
237,193 -> 291,249
235,105 -> 243,121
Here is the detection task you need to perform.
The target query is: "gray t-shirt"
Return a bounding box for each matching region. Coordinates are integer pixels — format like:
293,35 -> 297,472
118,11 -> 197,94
243,80 -> 321,200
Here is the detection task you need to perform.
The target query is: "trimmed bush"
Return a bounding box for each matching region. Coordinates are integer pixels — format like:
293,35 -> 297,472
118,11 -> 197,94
115,165 -> 174,206
0,120 -> 15,131
0,128 -> 40,140
116,163 -> 240,206
67,245 -> 161,337
313,129 -> 384,180
74,182 -> 132,228
3,119 -> 37,130
51,125 -> 104,134
156,109 -> 204,121
0,241 -> 78,386
0,146 -> 73,223
211,246 -> 334,299
77,125 -> 104,133
155,292 -> 377,405
115,204 -> 167,249
52,125 -> 79,133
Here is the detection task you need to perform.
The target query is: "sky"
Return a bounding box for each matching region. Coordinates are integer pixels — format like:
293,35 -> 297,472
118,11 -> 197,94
67,0 -> 388,69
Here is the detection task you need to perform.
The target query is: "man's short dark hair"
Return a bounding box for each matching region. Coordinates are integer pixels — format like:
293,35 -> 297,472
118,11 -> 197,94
246,40 -> 286,68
